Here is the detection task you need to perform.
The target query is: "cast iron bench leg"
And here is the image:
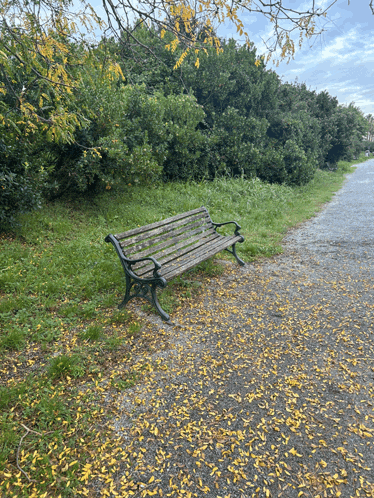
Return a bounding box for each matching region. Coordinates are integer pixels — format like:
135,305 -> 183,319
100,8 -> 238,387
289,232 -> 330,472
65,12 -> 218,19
119,273 -> 170,321
225,243 -> 245,266
150,284 -> 170,322
118,273 -> 133,310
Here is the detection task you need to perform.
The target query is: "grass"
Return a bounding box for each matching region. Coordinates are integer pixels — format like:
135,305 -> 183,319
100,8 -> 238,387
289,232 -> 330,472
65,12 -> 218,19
1,327 -> 26,350
47,354 -> 87,379
0,152 -> 370,497
79,324 -> 104,342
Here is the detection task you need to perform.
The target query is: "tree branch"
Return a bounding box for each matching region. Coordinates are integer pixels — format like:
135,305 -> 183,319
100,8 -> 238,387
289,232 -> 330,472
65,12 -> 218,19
16,424 -> 44,483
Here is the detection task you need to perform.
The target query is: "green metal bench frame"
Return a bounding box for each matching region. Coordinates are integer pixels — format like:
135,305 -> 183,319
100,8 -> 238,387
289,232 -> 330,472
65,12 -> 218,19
105,206 -> 244,321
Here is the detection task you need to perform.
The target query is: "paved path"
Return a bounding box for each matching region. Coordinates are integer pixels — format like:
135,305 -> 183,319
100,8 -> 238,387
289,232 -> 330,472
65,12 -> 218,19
285,158 -> 374,272
108,162 -> 374,498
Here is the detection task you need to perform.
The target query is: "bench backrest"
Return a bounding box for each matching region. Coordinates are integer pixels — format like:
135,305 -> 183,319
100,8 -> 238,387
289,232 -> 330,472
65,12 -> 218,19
115,206 -> 218,264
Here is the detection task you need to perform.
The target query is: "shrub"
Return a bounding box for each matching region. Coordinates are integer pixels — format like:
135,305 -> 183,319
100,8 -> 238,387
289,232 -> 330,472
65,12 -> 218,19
258,147 -> 286,184
283,139 -> 317,185
44,81 -> 165,197
45,79 -> 208,194
0,168 -> 42,230
0,130 -> 44,230
324,104 -> 368,166
208,108 -> 266,179
162,93 -> 208,180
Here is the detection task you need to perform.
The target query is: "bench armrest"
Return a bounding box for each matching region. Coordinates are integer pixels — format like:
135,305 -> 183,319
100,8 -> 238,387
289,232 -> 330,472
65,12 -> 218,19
212,220 -> 242,237
127,255 -> 162,273
105,234 -> 163,279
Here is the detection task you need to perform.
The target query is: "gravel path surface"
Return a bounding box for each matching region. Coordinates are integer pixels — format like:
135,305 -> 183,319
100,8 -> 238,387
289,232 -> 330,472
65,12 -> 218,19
110,162 -> 374,498
284,158 -> 374,271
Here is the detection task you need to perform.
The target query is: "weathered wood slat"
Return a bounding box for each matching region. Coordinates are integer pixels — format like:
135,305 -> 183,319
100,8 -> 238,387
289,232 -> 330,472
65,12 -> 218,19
130,227 -> 217,262
133,231 -> 221,275
140,235 -> 241,280
132,229 -> 218,271
161,236 -> 242,281
120,211 -> 210,249
160,235 -> 240,280
124,220 -> 212,257
122,218 -> 211,257
115,207 -> 206,240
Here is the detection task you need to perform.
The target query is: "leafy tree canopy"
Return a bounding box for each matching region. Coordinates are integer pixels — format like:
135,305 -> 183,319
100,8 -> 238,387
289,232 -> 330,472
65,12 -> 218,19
1,0 -> 373,141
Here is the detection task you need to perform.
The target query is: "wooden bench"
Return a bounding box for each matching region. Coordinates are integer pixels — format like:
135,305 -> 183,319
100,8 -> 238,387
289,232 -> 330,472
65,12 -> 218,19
105,206 -> 245,321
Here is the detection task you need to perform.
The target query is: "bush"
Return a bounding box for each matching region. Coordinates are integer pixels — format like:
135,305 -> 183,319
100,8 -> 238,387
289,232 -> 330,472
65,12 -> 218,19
44,81 -> 166,197
0,169 -> 42,230
283,139 -> 317,185
324,104 -> 368,166
208,108 -> 267,179
0,132 -> 44,229
257,140 -> 316,186
258,147 -> 286,184
45,79 -> 208,194
155,93 -> 208,181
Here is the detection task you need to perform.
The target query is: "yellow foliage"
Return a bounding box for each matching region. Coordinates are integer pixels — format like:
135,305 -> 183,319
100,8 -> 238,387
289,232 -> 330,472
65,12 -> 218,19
0,0 -> 338,146
0,0 -> 121,144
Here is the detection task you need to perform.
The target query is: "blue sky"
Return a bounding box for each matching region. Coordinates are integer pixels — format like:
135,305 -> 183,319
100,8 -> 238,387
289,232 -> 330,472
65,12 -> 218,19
221,0 -> 374,115
88,0 -> 373,115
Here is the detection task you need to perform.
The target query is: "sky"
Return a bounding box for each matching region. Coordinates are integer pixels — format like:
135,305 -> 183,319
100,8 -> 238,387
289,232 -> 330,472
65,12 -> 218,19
221,0 -> 374,116
88,0 -> 373,116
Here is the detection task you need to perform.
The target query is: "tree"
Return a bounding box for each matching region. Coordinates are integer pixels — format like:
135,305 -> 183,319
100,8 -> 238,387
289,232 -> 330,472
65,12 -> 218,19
0,2 -> 123,226
1,0 -> 98,142
100,0 -> 373,66
325,104 -> 368,166
1,0 -> 373,142
365,114 -> 374,142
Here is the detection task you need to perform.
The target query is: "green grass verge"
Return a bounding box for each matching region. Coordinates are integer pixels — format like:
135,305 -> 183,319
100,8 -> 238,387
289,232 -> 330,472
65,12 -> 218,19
0,152 -> 370,496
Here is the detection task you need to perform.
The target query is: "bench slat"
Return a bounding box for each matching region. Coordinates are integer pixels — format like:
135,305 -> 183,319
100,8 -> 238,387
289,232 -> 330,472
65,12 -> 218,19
131,228 -> 218,270
162,235 -> 242,280
160,235 -> 240,280
115,207 -> 207,240
124,219 -> 212,257
133,231 -> 221,275
140,234 -> 241,280
120,211 -> 210,250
